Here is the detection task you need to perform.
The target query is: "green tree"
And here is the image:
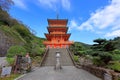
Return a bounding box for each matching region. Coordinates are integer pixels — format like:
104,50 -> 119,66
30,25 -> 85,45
7,45 -> 27,57
93,38 -> 106,45
103,41 -> 115,51
99,52 -> 112,65
0,7 -> 18,26
0,0 -> 14,11
92,38 -> 107,51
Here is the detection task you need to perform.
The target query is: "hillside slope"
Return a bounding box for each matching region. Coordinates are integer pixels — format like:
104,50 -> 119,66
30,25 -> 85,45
0,9 -> 45,56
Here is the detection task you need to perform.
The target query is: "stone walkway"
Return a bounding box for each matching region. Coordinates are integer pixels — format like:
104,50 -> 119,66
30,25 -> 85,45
18,66 -> 101,80
0,57 -> 8,67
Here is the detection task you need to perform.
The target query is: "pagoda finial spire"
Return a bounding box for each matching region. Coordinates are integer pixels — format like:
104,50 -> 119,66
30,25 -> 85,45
56,13 -> 59,19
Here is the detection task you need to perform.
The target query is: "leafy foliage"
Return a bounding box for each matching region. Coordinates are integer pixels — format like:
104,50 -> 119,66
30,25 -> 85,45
6,57 -> 15,65
70,42 -> 90,56
93,38 -> 106,45
108,61 -> 120,72
12,25 -> 32,39
92,57 -> 103,66
73,55 -> 79,62
112,54 -> 120,61
103,41 -> 115,51
0,7 -> 18,26
99,52 -> 112,65
31,45 -> 44,57
0,0 -> 14,11
7,45 -> 27,57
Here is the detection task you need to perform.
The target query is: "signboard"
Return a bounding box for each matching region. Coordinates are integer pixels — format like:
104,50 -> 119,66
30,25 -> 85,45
1,66 -> 12,77
104,73 -> 112,80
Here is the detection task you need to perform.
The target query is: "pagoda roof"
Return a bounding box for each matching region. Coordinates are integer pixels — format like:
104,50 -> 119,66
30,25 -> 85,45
47,27 -> 68,33
45,33 -> 71,41
47,19 -> 68,27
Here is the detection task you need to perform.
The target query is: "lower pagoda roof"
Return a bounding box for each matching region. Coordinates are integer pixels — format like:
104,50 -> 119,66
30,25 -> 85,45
45,33 -> 71,41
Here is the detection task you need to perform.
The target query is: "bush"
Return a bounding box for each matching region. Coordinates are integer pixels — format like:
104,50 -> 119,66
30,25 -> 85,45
113,49 -> 120,54
7,45 -> 27,58
92,57 -> 103,66
112,54 -> 120,61
99,52 -> 112,64
6,57 -> 15,65
78,51 -> 86,56
31,46 -> 44,57
12,25 -> 31,38
108,61 -> 120,72
73,55 -> 79,62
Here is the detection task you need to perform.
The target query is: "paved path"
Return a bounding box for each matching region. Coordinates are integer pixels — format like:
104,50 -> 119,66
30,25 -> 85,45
0,57 -> 8,67
18,66 -> 101,80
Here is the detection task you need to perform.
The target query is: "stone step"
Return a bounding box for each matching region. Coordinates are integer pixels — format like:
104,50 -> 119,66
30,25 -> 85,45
42,48 -> 73,66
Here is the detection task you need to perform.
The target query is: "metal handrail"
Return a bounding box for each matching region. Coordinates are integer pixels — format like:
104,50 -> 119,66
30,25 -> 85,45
39,48 -> 49,67
66,48 -> 76,66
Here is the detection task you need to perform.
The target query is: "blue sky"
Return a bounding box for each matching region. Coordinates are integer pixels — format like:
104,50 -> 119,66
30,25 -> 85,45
9,0 -> 120,44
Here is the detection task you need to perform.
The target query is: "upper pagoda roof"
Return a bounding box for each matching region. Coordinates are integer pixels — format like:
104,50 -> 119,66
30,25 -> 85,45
47,27 -> 68,33
47,19 -> 68,27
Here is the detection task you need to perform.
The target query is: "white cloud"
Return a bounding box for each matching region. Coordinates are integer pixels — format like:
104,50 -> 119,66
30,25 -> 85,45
38,0 -> 58,10
61,0 -> 70,10
12,0 -> 27,9
38,0 -> 71,11
105,29 -> 120,37
69,20 -> 77,28
70,0 -> 120,38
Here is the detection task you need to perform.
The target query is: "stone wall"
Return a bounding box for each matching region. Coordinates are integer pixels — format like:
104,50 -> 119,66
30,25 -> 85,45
0,30 -> 23,56
82,65 -> 119,80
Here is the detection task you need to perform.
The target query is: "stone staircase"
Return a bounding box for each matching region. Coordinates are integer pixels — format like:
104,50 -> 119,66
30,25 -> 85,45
42,48 -> 73,66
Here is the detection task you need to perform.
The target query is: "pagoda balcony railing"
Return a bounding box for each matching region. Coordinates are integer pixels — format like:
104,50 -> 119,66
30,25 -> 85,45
48,26 -> 68,27
50,32 -> 65,34
43,41 -> 74,44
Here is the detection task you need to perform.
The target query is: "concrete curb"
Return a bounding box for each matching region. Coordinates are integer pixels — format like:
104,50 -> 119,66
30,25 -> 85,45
14,74 -> 26,80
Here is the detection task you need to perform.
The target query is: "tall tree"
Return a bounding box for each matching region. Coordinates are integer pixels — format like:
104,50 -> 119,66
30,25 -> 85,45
103,41 -> 115,51
93,38 -> 106,45
92,38 -> 107,51
0,0 -> 14,11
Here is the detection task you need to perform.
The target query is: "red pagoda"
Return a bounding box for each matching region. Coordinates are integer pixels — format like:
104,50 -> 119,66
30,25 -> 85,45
43,18 -> 73,48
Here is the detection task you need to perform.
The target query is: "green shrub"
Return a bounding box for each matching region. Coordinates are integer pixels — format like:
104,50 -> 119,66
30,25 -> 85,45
31,46 -> 44,56
7,45 -> 27,58
113,49 -> 120,54
112,54 -> 120,61
12,25 -> 31,38
32,56 -> 42,63
92,57 -> 104,66
99,52 -> 112,64
6,57 -> 15,65
85,55 -> 93,60
108,61 -> 120,72
78,51 -> 86,56
73,55 -> 79,62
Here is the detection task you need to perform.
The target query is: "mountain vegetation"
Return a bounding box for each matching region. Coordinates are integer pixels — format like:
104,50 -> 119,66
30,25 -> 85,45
70,37 -> 120,72
0,0 -> 45,65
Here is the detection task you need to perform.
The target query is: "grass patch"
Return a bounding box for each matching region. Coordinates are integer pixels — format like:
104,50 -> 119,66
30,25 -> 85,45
0,73 -> 21,80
